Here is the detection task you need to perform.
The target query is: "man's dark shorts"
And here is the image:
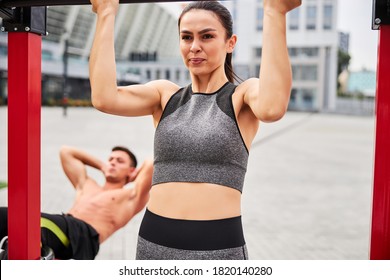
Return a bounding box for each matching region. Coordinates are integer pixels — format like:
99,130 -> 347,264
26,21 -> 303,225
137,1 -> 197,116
0,207 -> 99,260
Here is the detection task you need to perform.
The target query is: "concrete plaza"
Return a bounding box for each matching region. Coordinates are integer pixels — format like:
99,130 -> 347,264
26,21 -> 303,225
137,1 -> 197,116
0,107 -> 376,259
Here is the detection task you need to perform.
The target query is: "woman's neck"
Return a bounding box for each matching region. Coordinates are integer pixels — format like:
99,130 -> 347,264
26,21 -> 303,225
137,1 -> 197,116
191,75 -> 229,93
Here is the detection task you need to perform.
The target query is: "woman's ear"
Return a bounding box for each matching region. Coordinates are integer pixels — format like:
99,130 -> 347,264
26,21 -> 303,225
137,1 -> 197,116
227,34 -> 237,53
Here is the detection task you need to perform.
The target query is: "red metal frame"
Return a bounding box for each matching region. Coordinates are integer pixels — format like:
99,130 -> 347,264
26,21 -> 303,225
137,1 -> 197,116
370,25 -> 390,260
2,0 -> 389,261
8,32 -> 42,260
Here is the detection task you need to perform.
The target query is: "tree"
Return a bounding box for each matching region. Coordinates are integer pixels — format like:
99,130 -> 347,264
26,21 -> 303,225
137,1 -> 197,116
338,49 -> 351,75
337,49 -> 351,94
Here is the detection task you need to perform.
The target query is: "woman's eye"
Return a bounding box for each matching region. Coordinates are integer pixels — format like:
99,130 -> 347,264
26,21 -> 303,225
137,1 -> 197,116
203,34 -> 214,39
182,35 -> 192,41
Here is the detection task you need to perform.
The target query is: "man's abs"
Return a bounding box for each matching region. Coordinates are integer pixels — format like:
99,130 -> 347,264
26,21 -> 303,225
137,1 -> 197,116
68,191 -> 135,243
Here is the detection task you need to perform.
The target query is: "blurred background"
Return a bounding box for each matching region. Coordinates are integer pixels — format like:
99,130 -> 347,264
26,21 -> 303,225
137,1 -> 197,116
0,0 -> 378,115
0,0 -> 381,259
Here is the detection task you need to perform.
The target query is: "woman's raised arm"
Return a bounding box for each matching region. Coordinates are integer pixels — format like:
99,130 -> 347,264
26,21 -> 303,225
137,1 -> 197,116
89,0 -> 170,117
243,0 -> 301,123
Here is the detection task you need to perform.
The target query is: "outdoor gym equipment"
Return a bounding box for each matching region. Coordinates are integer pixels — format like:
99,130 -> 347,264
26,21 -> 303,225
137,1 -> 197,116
0,0 -> 389,260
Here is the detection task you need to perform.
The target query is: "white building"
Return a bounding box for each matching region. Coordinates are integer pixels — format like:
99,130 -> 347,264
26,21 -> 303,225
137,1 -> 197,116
225,0 -> 339,112
0,3 -> 190,103
1,1 -> 339,112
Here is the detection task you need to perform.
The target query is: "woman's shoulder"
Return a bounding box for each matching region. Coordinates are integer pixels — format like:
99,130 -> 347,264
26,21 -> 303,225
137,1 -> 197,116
146,79 -> 183,108
146,79 -> 181,95
234,77 -> 259,96
237,78 -> 259,90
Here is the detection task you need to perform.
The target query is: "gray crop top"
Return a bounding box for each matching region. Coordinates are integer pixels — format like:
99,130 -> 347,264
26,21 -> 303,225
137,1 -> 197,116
152,82 -> 249,193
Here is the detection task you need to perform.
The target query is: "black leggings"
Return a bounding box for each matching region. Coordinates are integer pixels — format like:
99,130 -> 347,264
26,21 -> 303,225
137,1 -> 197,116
0,207 -> 72,259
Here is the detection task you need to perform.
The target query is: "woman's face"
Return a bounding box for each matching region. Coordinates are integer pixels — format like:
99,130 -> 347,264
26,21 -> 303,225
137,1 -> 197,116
179,9 -> 235,78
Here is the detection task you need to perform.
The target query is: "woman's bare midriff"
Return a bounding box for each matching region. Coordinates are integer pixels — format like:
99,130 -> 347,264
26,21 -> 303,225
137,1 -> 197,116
147,182 -> 242,220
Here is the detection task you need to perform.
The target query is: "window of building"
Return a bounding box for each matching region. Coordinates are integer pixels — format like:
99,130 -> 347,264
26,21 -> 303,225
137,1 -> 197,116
323,5 -> 333,30
176,69 -> 181,81
289,48 -> 298,57
129,51 -> 157,62
42,50 -> 54,61
255,65 -> 260,77
255,47 -> 262,58
292,65 -> 318,81
288,47 -> 319,58
306,6 -> 317,30
288,88 -> 317,111
44,77 -> 63,94
0,44 -> 8,56
289,8 -> 300,30
165,69 -> 171,80
302,89 -> 315,109
156,69 -> 161,80
256,7 -> 264,31
290,88 -> 297,103
301,47 -> 319,57
146,69 -> 151,80
301,65 -> 318,81
292,65 -> 299,80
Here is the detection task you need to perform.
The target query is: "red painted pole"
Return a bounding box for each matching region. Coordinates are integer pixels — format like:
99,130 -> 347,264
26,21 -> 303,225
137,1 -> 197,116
8,32 -> 42,260
370,24 -> 390,260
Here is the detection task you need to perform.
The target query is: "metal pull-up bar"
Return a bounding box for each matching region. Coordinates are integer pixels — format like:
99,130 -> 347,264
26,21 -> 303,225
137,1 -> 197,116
0,0 -> 186,8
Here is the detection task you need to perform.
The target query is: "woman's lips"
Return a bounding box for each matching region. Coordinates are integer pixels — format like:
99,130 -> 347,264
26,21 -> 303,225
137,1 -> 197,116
190,58 -> 205,65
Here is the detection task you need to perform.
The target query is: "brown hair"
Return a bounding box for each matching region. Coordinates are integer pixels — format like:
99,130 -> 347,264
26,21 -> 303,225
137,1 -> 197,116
178,1 -> 241,83
112,146 -> 137,168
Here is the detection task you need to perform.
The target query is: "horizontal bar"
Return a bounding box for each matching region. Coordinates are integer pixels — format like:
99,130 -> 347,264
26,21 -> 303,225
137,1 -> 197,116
0,7 -> 14,20
0,0 -> 190,8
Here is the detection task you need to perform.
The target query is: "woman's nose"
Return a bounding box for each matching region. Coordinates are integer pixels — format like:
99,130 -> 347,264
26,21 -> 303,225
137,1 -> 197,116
190,40 -> 201,53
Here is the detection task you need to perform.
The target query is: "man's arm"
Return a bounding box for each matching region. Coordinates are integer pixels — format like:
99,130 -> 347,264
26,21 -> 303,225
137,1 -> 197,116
129,159 -> 153,216
59,146 -> 104,190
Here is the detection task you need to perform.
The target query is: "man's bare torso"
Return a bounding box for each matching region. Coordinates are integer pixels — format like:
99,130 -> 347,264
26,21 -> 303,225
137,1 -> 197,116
67,178 -> 137,243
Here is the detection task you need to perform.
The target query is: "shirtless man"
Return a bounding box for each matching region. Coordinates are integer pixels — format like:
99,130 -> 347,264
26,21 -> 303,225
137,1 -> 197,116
0,146 -> 153,259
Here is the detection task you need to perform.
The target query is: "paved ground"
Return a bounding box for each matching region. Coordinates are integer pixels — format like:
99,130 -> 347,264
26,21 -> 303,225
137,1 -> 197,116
0,107 -> 375,260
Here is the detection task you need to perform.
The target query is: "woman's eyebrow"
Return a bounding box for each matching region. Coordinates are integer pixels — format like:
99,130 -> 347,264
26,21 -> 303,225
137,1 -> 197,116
180,28 -> 217,35
199,28 -> 217,34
